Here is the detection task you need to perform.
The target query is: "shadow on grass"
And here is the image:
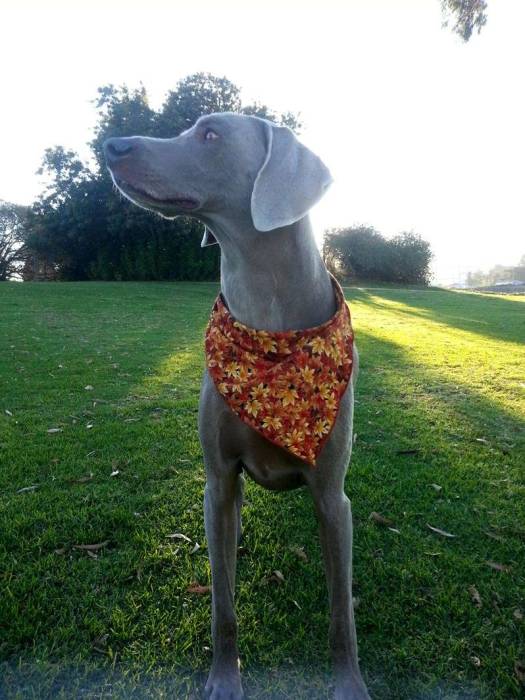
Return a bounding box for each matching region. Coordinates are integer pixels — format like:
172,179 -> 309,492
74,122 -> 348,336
347,328 -> 524,699
1,283 -> 524,699
346,287 -> 525,345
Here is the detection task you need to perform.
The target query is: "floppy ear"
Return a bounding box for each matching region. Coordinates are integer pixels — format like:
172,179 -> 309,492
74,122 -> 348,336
200,226 -> 219,247
251,121 -> 333,232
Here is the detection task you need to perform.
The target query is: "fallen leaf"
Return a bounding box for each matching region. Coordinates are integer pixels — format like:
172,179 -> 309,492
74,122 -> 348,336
475,437 -> 489,444
470,656 -> 481,668
86,423 -> 94,430
513,608 -> 523,621
293,599 -> 302,610
166,533 -> 192,542
17,485 -> 39,494
486,561 -> 511,573
187,582 -> 211,594
269,570 -> 285,584
84,385 -> 94,391
86,550 -> 98,559
5,409 -> 13,416
430,483 -> 442,492
68,474 -> 93,484
47,428 -> 62,434
290,546 -> 308,562
191,542 -> 200,554
110,469 -> 119,477
468,585 -> 482,608
426,523 -> 456,538
73,541 -> 110,551
369,512 -> 394,527
54,547 -> 67,555
515,660 -> 525,685
388,527 -> 401,534
92,633 -> 108,654
484,530 -> 505,542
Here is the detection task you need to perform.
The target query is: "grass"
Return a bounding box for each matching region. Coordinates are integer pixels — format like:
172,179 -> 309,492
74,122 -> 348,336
0,281 -> 524,699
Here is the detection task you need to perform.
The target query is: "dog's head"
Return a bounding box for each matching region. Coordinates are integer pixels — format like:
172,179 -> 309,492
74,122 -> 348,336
103,112 -> 332,244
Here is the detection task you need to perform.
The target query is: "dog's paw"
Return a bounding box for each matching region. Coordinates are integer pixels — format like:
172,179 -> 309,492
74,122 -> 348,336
335,678 -> 371,700
204,669 -> 244,700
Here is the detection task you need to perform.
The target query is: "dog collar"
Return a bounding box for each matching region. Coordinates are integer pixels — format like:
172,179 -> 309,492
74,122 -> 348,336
204,276 -> 354,467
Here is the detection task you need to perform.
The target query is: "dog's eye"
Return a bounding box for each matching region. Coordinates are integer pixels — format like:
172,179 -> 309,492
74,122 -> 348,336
204,128 -> 219,141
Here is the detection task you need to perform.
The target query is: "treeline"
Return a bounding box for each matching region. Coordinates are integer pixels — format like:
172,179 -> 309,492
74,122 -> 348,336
1,73 -> 434,285
323,226 -> 433,285
465,257 -> 525,287
20,73 -> 299,281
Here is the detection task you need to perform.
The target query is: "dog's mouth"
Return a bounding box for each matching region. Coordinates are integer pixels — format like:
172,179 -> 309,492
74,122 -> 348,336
115,177 -> 200,211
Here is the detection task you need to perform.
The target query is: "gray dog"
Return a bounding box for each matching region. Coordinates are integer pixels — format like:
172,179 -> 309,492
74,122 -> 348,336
104,113 -> 370,700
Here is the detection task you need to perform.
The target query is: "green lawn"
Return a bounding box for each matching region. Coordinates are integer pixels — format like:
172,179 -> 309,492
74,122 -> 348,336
0,281 -> 523,699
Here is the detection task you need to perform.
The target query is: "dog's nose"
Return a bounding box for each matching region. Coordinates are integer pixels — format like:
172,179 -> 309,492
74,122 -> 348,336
103,137 -> 134,164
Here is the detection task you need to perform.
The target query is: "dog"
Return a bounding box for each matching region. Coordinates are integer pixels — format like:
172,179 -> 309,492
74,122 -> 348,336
104,112 -> 370,700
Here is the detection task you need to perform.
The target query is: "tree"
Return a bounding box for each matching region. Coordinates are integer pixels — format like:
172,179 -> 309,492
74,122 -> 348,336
323,226 -> 433,285
155,74 -> 242,138
90,83 -> 157,170
0,201 -> 29,281
388,232 -> 433,284
36,146 -> 91,208
323,226 -> 391,281
25,73 -> 300,281
466,270 -> 485,287
441,0 -> 488,41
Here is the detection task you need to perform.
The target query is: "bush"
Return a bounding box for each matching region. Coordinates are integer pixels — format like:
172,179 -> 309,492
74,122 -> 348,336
323,226 -> 432,285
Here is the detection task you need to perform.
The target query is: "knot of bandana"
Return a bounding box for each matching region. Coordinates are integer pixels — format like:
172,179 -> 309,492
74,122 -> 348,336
204,277 -> 354,466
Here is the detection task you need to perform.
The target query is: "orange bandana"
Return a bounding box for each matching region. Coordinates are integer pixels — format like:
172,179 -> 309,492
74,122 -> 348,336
204,277 -> 354,467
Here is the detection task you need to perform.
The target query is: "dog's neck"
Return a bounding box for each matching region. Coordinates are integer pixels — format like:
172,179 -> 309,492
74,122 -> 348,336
207,215 -> 336,332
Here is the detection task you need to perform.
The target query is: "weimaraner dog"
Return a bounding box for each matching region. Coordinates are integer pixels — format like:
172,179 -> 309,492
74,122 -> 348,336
104,113 -> 370,700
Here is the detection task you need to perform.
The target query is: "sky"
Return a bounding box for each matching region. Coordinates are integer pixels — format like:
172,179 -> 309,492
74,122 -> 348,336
2,0 -> 524,284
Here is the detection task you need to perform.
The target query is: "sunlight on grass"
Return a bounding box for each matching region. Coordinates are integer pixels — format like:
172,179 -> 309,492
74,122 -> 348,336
348,292 -> 525,421
140,342 -> 204,395
1,282 -> 524,700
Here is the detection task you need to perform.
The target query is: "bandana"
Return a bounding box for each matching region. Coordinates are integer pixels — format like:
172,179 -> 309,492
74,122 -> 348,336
204,277 -> 354,467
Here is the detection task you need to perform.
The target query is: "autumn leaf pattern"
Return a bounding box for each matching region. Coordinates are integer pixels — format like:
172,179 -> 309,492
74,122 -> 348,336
204,277 -> 354,467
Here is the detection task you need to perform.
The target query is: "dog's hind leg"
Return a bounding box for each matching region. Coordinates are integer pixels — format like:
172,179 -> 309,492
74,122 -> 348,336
203,463 -> 245,700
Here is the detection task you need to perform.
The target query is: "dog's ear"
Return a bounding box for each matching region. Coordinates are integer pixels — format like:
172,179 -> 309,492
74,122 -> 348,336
200,226 -> 219,247
251,121 -> 333,232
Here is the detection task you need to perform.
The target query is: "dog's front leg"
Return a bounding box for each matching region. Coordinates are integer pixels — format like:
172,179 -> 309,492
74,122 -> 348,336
310,484 -> 370,700
203,465 -> 244,700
